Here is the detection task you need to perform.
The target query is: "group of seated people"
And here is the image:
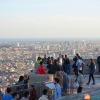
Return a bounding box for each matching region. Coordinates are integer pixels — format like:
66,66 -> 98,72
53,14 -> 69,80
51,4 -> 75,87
36,59 -> 61,75
1,85 -> 36,100
15,75 -> 29,90
1,87 -> 30,100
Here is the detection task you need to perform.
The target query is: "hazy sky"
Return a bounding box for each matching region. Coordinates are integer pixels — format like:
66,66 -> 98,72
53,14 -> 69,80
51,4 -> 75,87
0,0 -> 100,38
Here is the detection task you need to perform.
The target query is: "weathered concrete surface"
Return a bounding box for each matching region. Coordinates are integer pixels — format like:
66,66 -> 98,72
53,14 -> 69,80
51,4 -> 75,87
28,74 -> 53,85
58,89 -> 100,100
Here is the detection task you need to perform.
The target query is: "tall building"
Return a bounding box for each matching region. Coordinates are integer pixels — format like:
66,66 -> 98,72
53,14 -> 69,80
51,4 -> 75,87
71,49 -> 76,55
33,46 -> 37,50
32,54 -> 38,63
46,45 -> 50,50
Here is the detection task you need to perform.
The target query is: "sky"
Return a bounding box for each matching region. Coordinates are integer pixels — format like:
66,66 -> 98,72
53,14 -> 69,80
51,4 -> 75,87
0,0 -> 100,38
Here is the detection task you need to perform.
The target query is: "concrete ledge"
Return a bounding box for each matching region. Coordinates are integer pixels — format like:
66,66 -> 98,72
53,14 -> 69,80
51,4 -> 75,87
28,74 -> 53,85
58,88 -> 100,100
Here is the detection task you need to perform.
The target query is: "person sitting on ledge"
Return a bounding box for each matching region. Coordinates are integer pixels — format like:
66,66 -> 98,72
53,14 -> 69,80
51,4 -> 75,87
36,57 -> 42,64
21,91 -> 30,100
36,61 -> 47,74
39,89 -> 48,100
2,87 -> 13,100
11,92 -> 19,100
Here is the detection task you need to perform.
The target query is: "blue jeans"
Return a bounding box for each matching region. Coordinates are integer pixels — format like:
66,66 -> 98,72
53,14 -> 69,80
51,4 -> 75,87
82,70 -> 84,76
66,64 -> 70,74
63,85 -> 68,92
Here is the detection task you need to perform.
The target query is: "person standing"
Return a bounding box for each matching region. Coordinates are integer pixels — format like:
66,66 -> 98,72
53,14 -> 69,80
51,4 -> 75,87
51,59 -> 60,74
76,56 -> 83,81
56,71 -> 63,87
73,54 -> 80,81
87,59 -> 95,85
97,56 -> 100,73
77,70 -> 84,93
39,89 -> 48,100
61,68 -> 69,93
42,55 -> 47,64
47,59 -> 53,74
58,54 -> 63,67
49,78 -> 62,100
65,55 -> 70,74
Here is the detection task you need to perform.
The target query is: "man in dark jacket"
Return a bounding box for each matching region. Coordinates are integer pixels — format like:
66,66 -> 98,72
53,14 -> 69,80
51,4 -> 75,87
97,56 -> 100,73
65,55 -> 70,74
47,59 -> 53,74
51,59 -> 60,74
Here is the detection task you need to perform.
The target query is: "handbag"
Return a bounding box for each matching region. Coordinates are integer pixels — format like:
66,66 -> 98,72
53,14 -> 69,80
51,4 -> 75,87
75,82 -> 79,87
88,69 -> 91,74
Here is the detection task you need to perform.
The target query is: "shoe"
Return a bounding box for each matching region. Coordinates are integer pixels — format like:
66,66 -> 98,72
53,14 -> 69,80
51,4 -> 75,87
86,83 -> 89,85
91,83 -> 95,85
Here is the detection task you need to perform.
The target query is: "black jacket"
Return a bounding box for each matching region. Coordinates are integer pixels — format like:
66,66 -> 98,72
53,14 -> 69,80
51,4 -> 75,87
65,58 -> 70,64
51,64 -> 60,74
97,56 -> 100,64
47,64 -> 53,74
89,62 -> 95,73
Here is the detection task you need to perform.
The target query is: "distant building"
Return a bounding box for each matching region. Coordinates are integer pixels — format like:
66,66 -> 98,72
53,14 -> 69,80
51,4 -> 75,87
46,45 -> 50,50
33,46 -> 37,50
17,43 -> 19,47
71,49 -> 76,55
32,54 -> 38,63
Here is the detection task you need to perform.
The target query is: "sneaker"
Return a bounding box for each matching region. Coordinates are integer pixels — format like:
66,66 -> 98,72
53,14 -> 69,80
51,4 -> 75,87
86,83 -> 89,85
91,83 -> 95,85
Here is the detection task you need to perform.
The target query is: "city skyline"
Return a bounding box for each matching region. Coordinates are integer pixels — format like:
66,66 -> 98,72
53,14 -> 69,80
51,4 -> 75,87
0,0 -> 100,38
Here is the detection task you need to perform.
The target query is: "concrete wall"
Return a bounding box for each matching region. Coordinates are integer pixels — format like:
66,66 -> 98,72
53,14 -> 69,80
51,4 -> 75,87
58,88 -> 100,100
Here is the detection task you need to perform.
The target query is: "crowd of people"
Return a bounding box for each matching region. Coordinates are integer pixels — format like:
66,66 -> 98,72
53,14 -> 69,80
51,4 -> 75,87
36,54 -> 71,75
0,53 -> 98,100
36,53 -> 97,95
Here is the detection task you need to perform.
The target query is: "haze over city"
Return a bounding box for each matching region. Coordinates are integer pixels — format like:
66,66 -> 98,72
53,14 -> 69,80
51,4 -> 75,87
0,0 -> 100,38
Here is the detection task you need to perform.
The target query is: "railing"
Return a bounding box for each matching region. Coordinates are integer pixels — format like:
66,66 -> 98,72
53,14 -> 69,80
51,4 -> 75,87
0,79 -> 77,100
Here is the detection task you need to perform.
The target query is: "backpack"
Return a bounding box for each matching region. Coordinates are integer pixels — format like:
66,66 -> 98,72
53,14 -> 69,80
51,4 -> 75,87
30,88 -> 36,100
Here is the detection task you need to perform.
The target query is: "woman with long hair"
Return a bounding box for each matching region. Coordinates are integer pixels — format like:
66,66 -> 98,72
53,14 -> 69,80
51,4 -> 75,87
56,71 -> 63,87
87,59 -> 95,85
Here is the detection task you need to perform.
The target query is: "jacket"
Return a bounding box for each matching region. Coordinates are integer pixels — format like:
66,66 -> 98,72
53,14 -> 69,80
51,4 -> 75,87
38,95 -> 48,100
51,64 -> 60,74
89,62 -> 95,73
47,64 -> 53,74
62,72 -> 69,86
50,83 -> 62,100
78,74 -> 84,87
20,97 -> 29,100
37,65 -> 45,74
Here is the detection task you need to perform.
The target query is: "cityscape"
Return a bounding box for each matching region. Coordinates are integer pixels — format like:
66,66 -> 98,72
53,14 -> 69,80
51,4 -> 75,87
0,39 -> 100,84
